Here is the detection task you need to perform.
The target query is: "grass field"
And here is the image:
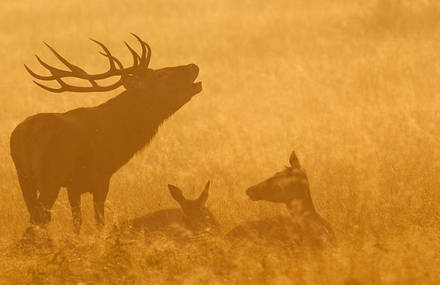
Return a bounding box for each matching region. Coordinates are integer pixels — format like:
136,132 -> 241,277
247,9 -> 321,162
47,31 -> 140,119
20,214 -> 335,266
1,0 -> 440,284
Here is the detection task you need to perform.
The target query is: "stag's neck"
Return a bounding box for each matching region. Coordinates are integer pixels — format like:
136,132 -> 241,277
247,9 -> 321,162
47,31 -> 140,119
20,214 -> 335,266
90,90 -> 173,157
98,90 -> 171,128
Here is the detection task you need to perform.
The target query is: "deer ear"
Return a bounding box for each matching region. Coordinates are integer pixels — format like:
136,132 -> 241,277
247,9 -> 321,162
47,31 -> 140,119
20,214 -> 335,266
168,184 -> 186,205
289,151 -> 301,169
197,181 -> 210,206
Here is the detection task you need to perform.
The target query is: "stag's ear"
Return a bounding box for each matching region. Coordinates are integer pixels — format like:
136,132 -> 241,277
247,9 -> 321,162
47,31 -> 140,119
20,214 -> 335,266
197,181 -> 210,206
289,151 -> 301,169
168,184 -> 186,206
121,74 -> 140,90
121,70 -> 154,91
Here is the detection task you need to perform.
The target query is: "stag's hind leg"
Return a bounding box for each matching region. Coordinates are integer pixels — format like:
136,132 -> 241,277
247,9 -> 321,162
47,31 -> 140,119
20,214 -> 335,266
67,188 -> 82,234
93,180 -> 110,230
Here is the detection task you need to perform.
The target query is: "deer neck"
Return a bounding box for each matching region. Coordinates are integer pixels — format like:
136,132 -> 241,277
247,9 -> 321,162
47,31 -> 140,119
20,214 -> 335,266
286,198 -> 317,219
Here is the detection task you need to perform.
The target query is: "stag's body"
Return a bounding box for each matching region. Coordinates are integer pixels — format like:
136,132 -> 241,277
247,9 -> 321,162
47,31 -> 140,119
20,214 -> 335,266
10,35 -> 202,232
12,89 -> 173,188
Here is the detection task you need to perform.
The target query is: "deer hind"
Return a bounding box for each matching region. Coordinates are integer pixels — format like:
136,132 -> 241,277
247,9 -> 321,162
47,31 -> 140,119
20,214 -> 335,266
227,151 -> 335,247
10,34 -> 202,234
126,181 -> 220,242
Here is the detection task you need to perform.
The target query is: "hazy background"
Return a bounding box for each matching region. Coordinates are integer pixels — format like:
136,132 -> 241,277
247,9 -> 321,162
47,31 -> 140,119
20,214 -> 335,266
1,0 -> 440,284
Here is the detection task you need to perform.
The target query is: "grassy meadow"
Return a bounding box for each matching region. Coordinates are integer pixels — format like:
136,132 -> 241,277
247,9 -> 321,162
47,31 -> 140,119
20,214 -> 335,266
1,0 -> 440,283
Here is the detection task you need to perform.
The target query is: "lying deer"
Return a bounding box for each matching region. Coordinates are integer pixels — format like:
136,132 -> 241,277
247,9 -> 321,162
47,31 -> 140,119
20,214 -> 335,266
125,181 -> 220,242
226,151 -> 335,247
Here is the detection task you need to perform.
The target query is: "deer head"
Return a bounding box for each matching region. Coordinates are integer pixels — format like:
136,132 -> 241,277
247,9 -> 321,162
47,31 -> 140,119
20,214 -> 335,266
167,181 -> 219,235
25,34 -> 202,111
245,152 -> 335,242
246,151 -> 315,215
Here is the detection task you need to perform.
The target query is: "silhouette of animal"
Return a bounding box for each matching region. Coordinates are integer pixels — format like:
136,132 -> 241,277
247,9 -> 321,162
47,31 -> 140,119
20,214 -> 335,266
126,181 -> 220,242
10,34 -> 202,233
227,151 -> 334,247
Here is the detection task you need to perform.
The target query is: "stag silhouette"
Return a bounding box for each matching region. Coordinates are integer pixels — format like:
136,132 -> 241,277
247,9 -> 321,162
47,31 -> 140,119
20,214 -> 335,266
10,34 -> 202,233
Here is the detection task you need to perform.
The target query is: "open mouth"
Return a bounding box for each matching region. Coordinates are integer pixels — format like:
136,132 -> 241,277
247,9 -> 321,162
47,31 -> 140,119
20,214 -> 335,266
189,65 -> 202,93
192,81 -> 202,93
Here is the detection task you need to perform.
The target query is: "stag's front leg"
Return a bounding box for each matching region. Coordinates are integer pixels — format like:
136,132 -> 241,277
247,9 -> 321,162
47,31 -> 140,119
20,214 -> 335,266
67,189 -> 82,234
93,180 -> 110,230
37,185 -> 61,226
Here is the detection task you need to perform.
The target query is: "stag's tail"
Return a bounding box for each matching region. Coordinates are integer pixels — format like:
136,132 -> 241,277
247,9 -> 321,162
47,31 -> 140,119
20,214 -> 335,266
10,126 -> 40,224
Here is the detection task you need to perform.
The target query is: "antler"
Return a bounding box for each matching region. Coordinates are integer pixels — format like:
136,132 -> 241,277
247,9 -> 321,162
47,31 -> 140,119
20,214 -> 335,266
124,33 -> 151,67
25,34 -> 152,93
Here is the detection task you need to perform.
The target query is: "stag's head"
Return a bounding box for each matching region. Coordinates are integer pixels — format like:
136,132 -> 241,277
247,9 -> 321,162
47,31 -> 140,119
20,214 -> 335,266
246,151 -> 316,214
25,34 -> 202,111
167,181 -> 219,235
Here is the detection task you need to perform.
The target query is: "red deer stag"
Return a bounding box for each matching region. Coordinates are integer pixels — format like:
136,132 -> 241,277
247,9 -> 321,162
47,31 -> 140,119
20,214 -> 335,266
126,181 -> 220,242
227,151 -> 334,247
10,34 -> 202,233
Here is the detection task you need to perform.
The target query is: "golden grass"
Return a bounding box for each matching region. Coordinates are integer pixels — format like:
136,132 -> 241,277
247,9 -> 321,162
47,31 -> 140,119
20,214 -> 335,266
1,0 -> 440,283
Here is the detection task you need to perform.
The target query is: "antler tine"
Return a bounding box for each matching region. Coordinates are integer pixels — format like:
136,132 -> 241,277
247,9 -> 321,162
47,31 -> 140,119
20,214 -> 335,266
124,41 -> 140,67
25,52 -> 87,81
99,52 -> 125,71
91,38 -> 137,73
143,41 -> 152,67
131,33 -> 151,67
89,38 -> 117,71
32,80 -> 64,93
145,42 -> 151,66
24,64 -> 57,80
35,55 -> 71,76
43,42 -> 87,74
